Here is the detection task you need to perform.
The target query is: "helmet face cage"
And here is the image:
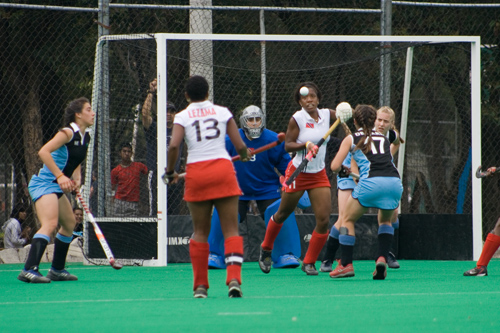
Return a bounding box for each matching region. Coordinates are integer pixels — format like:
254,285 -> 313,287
239,105 -> 265,139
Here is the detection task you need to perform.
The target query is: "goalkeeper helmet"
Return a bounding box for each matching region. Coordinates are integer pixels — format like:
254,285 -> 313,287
240,105 -> 265,139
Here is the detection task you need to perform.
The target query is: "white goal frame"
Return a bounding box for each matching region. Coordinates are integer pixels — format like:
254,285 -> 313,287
88,33 -> 482,265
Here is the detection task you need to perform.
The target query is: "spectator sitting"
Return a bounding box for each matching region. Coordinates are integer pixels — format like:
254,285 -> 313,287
2,205 -> 31,249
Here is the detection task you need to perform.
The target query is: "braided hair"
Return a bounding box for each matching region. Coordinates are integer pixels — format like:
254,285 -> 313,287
353,104 -> 377,154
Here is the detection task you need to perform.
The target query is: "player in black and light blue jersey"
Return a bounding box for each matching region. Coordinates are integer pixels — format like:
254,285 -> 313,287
19,97 -> 94,284
330,104 -> 403,280
376,106 -> 405,269
208,105 -> 304,269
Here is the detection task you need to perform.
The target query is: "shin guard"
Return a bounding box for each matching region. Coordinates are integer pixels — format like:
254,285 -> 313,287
477,233 -> 500,267
261,215 -> 283,251
189,239 -> 210,290
303,231 -> 328,264
225,236 -> 244,285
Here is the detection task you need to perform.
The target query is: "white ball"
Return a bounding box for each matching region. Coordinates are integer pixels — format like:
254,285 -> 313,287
299,86 -> 309,96
336,102 -> 351,111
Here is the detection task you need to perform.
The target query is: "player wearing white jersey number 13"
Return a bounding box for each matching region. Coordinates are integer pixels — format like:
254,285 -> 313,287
165,75 -> 251,298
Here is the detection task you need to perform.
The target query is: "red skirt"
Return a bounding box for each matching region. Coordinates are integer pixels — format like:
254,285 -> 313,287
184,158 -> 242,202
283,162 -> 331,193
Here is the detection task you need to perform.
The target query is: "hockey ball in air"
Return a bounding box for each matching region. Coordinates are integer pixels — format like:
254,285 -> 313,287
300,86 -> 309,96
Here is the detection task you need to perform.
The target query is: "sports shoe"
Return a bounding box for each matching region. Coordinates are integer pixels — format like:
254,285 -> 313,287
329,263 -> 355,278
193,285 -> 208,298
208,253 -> 226,269
301,263 -> 318,275
463,265 -> 488,277
18,268 -> 51,284
228,279 -> 243,298
273,254 -> 300,268
320,260 -> 333,272
258,246 -> 273,274
47,268 -> 78,281
373,256 -> 387,280
387,252 -> 400,269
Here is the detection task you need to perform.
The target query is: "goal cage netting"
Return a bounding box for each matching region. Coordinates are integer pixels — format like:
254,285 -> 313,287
84,33 -> 482,266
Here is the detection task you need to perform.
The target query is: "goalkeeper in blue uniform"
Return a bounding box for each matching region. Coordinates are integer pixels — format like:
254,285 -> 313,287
208,105 -> 304,269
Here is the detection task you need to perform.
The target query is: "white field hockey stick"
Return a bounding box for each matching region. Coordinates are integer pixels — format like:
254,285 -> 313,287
75,188 -> 123,270
162,132 -> 286,184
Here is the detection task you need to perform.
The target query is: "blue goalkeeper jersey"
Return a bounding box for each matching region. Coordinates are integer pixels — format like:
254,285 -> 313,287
226,129 -> 291,201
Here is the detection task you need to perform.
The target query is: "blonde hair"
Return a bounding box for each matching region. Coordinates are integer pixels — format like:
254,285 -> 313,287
377,106 -> 405,144
377,106 -> 395,125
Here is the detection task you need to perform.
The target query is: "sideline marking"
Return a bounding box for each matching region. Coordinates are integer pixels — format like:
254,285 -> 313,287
218,312 -> 271,316
3,291 -> 500,306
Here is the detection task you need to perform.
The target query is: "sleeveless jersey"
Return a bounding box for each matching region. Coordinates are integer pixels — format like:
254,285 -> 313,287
174,100 -> 233,164
350,129 -> 400,179
291,108 -> 330,173
36,122 -> 91,182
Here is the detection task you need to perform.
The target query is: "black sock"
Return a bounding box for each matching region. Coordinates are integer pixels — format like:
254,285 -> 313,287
377,233 -> 393,260
24,237 -> 49,271
340,244 -> 354,267
52,236 -> 72,270
322,236 -> 340,262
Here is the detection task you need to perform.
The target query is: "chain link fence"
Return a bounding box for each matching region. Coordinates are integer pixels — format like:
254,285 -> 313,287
1,1 -> 499,249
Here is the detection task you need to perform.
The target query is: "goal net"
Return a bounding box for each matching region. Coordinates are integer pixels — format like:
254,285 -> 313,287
85,34 -> 481,266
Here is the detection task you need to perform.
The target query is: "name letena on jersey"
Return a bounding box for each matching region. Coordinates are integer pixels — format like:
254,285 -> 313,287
188,107 -> 216,118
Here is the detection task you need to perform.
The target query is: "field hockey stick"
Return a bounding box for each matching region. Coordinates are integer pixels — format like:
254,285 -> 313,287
476,165 -> 499,178
162,132 -> 286,184
284,118 -> 341,187
75,188 -> 123,270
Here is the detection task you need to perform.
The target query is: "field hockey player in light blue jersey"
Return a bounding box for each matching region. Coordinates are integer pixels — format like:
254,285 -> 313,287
19,97 -> 94,283
330,104 -> 403,280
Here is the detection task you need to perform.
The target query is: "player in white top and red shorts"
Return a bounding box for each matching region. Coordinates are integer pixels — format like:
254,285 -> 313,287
258,81 -> 352,276
166,76 -> 251,298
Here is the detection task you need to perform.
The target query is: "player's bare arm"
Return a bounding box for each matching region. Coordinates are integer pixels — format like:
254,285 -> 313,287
38,129 -> 73,193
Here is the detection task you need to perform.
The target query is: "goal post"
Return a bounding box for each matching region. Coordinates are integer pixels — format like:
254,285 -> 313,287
86,33 -> 482,266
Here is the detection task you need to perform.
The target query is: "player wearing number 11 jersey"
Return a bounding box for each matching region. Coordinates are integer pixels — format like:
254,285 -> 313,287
166,76 -> 250,298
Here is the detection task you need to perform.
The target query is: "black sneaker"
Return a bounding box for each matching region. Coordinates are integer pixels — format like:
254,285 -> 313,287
301,263 -> 318,275
258,246 -> 273,274
320,260 -> 333,272
463,266 -> 488,276
47,268 -> 78,281
228,280 -> 243,298
18,269 -> 51,284
193,285 -> 208,298
387,252 -> 400,269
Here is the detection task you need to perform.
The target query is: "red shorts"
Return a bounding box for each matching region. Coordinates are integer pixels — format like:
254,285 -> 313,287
184,159 -> 242,202
283,162 -> 331,193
